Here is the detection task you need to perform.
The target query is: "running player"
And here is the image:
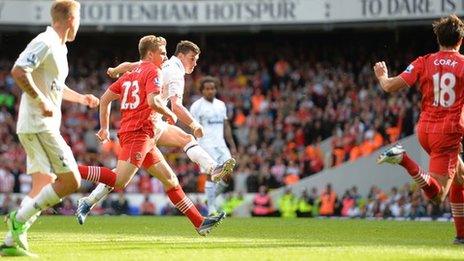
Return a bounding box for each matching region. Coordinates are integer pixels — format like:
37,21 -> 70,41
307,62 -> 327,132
1,0 -> 98,256
78,35 -> 225,235
77,40 -> 236,221
190,76 -> 237,215
375,14 -> 464,244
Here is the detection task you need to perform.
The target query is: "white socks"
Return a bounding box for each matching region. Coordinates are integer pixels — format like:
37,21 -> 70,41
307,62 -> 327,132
4,196 -> 41,246
16,184 -> 60,223
86,183 -> 113,205
215,180 -> 229,198
205,181 -> 217,215
183,141 -> 217,174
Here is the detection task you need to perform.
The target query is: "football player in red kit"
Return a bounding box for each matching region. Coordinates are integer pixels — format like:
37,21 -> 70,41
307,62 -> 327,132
375,14 -> 464,244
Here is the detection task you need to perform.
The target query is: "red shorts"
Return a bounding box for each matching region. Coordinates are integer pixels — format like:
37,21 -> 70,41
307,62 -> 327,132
417,131 -> 462,177
117,131 -> 160,169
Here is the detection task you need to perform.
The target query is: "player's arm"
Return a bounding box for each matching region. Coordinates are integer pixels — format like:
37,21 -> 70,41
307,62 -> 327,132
107,61 -> 140,78
62,85 -> 99,108
148,93 -> 177,124
97,89 -> 119,143
10,66 -> 46,102
11,40 -> 53,116
224,119 -> 237,155
145,67 -> 177,124
374,61 -> 408,93
170,96 -> 203,135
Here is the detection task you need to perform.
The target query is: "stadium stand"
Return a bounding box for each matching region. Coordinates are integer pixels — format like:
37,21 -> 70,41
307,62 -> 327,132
0,26 -> 449,217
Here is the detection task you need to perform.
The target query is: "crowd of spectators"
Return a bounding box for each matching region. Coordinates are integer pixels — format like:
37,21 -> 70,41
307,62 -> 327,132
0,182 -> 451,220
0,31 -> 430,195
252,183 -> 452,220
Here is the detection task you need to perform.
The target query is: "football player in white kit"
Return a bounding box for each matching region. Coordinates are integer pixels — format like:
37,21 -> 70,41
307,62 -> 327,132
1,0 -> 99,256
76,40 -> 236,219
190,76 -> 237,215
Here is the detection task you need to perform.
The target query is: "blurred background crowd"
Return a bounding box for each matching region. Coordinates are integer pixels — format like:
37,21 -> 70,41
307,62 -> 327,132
0,30 -> 442,217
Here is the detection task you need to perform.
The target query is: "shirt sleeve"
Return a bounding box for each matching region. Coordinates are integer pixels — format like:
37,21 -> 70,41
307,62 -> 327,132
222,102 -> 228,120
399,56 -> 423,87
14,40 -> 51,72
190,101 -> 200,121
145,67 -> 162,95
109,76 -> 125,95
166,69 -> 185,102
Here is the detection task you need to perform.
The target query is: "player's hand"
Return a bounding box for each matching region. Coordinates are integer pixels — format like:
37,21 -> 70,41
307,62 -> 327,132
83,94 -> 99,108
373,61 -> 388,79
193,125 -> 204,139
96,129 -> 110,143
38,100 -> 53,117
165,113 -> 177,125
107,67 -> 120,78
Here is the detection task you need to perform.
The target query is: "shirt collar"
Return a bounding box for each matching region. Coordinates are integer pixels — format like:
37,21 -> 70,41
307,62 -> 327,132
202,97 -> 215,104
170,56 -> 185,75
46,26 -> 64,46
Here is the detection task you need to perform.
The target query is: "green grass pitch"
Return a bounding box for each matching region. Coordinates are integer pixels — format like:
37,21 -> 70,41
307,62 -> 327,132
0,216 -> 463,260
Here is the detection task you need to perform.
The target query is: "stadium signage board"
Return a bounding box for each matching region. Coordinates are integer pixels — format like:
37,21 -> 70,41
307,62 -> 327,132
0,0 -> 463,28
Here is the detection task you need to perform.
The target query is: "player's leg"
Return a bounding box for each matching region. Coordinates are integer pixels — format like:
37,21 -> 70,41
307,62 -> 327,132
202,146 -> 222,215
2,172 -> 54,249
378,132 -> 443,201
213,146 -> 234,197
77,165 -> 117,187
158,124 -> 217,173
2,134 -> 56,252
143,148 -> 225,236
76,131 -> 147,224
204,176 -> 218,215
450,152 -> 464,244
74,164 -> 118,218
426,132 -> 462,202
76,160 -> 138,224
423,133 -> 464,245
158,124 -> 236,181
7,132 -> 81,250
203,146 -> 236,215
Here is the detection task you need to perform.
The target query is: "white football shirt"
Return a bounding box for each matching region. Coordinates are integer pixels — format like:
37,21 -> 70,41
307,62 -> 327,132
15,26 -> 68,133
190,97 -> 228,148
152,56 -> 185,125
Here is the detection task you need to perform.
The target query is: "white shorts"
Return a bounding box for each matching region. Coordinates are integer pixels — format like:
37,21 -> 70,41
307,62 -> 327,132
200,145 -> 232,172
154,120 -> 168,142
17,132 -> 78,175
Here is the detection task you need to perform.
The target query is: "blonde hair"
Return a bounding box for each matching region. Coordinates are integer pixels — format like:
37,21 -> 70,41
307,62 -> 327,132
138,35 -> 166,59
51,0 -> 80,23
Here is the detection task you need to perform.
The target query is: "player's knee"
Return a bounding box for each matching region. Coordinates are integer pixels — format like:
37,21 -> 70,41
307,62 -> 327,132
61,172 -> 81,193
71,173 -> 81,191
114,178 -> 129,190
159,172 -> 179,190
166,175 -> 179,188
184,134 -> 195,144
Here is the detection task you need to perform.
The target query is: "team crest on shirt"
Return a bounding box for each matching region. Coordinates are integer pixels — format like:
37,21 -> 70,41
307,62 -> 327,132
404,64 -> 414,73
135,152 -> 142,161
26,53 -> 38,66
154,76 -> 161,87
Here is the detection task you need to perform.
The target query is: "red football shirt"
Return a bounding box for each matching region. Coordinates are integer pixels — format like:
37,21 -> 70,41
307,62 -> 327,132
400,51 -> 464,133
109,61 -> 162,135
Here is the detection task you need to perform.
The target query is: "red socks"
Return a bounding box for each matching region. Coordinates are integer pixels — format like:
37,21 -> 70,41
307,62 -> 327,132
399,154 -> 419,175
450,183 -> 464,238
166,186 -> 204,228
78,165 -> 117,187
400,154 -> 440,200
